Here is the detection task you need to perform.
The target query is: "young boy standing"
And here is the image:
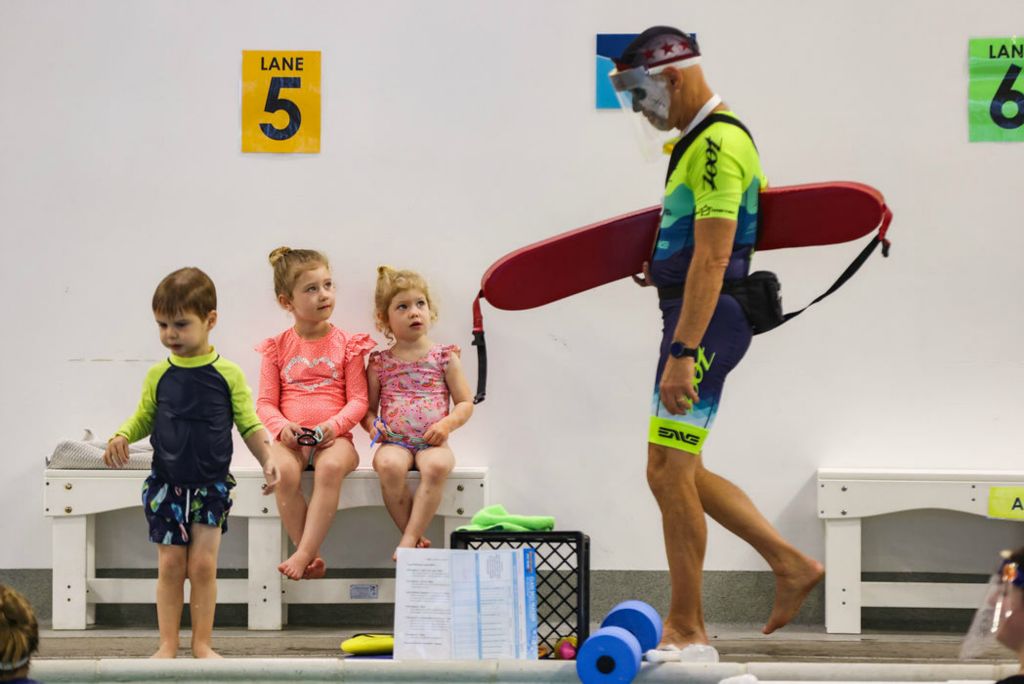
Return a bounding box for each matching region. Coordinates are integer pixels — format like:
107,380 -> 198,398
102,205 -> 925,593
103,267 -> 279,658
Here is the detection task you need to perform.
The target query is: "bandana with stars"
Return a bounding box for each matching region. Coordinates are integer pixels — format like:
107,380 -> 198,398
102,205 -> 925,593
614,26 -> 701,72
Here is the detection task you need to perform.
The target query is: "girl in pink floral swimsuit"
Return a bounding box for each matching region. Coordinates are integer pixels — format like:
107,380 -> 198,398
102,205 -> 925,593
363,266 -> 473,559
256,247 -> 375,580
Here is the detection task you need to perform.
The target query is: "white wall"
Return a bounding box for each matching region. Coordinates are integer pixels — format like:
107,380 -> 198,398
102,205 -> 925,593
3,0 -> 1023,574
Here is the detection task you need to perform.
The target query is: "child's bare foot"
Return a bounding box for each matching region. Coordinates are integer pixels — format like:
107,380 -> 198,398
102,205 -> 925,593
191,644 -> 222,659
763,556 -> 824,634
279,550 -> 314,580
150,643 -> 178,658
416,537 -> 432,549
302,557 -> 327,579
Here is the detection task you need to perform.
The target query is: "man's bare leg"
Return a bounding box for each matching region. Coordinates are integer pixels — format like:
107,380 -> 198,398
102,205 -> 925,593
647,442 -> 708,647
694,457 -> 823,634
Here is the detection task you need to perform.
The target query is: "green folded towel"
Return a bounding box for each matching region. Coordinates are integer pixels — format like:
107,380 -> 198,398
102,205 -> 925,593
456,504 -> 555,532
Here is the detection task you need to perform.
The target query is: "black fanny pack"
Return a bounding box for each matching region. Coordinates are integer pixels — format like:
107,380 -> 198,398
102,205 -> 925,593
657,271 -> 784,335
723,271 -> 784,334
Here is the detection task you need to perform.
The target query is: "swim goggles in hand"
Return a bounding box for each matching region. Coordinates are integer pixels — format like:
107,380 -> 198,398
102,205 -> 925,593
296,426 -> 324,447
369,416 -> 428,452
296,426 -> 324,468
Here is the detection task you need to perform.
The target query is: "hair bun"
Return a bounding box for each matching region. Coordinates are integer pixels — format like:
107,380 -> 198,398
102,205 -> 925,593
268,247 -> 292,266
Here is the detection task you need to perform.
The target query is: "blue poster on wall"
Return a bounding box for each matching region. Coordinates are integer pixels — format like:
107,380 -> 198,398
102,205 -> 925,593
596,34 -> 638,109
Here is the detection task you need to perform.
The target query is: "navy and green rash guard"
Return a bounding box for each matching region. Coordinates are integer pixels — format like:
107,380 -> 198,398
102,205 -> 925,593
648,111 -> 767,288
116,348 -> 263,487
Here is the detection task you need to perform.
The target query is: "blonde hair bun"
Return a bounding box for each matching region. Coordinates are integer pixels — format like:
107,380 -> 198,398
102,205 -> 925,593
268,246 -> 292,267
269,248 -> 329,298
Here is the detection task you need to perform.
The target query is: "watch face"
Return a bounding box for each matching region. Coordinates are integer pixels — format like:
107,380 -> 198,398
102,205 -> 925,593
670,342 -> 694,359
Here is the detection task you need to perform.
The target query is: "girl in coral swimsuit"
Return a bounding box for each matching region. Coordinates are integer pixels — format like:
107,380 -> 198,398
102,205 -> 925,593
256,247 -> 375,580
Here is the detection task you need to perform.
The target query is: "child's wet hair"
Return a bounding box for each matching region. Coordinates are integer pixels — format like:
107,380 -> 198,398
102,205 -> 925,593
374,265 -> 437,340
268,247 -> 330,299
152,267 -> 217,318
0,584 -> 38,673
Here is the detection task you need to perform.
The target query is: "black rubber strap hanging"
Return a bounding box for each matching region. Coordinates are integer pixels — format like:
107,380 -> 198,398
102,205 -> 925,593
472,291 -> 487,404
780,207 -> 893,324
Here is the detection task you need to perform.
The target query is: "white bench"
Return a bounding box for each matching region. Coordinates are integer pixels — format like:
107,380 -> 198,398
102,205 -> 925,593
44,466 -> 488,630
818,467 -> 1024,634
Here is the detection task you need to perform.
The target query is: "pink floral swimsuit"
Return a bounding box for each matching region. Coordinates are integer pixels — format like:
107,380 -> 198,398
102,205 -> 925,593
369,344 -> 459,454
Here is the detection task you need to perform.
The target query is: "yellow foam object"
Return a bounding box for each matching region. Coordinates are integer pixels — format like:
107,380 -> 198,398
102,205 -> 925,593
340,633 -> 394,655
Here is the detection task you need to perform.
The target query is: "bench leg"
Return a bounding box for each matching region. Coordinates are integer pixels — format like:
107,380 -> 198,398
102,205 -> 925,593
85,515 -> 96,626
825,518 -> 862,634
281,524 -> 289,627
247,517 -> 283,630
52,516 -> 88,630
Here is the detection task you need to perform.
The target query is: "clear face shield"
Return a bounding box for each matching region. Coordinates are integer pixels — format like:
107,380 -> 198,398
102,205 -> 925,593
608,62 -> 684,162
960,555 -> 1024,659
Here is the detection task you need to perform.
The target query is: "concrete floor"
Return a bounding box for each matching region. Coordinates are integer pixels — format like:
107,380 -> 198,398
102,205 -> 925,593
33,622 -> 1015,664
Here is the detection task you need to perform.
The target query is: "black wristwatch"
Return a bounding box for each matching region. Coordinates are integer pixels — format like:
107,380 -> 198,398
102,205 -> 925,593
669,341 -> 698,360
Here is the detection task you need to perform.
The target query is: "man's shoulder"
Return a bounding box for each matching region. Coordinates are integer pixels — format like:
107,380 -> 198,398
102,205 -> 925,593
698,114 -> 757,155
669,114 -> 755,179
682,114 -> 762,188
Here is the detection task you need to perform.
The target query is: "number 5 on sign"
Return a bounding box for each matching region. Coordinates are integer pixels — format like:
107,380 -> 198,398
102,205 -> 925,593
969,38 -> 1024,142
242,51 -> 321,153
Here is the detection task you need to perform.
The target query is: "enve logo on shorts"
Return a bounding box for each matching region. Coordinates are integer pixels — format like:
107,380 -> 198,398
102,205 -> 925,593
657,426 -> 701,445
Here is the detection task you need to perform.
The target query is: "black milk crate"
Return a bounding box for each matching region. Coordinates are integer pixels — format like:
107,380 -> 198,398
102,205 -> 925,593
450,530 -> 590,658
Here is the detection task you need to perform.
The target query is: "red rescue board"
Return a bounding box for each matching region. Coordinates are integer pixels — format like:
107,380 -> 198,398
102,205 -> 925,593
480,182 -> 890,311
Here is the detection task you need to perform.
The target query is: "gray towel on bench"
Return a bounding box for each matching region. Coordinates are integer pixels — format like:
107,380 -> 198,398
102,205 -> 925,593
47,430 -> 153,470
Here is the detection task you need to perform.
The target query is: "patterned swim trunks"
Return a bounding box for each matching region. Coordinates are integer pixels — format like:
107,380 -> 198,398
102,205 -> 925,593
141,472 -> 236,546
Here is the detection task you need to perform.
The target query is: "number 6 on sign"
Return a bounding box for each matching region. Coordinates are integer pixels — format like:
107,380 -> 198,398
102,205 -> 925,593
969,38 -> 1024,142
242,51 -> 321,153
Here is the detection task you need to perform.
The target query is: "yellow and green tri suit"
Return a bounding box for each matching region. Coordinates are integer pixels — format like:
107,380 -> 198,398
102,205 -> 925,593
648,111 -> 766,455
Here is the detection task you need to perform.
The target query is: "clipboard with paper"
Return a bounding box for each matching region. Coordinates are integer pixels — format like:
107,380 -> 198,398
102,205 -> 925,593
394,547 -> 539,660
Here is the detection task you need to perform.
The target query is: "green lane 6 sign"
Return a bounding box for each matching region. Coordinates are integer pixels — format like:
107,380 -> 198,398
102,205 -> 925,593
969,38 -> 1024,142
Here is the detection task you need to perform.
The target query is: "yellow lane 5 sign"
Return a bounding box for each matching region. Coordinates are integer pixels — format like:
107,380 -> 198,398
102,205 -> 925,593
242,51 -> 321,153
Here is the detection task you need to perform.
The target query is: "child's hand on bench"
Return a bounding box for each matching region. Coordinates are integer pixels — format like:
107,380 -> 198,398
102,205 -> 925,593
244,428 -> 279,496
262,462 -> 280,495
103,435 -> 129,468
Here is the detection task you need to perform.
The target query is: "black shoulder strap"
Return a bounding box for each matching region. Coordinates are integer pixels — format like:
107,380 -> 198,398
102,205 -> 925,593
779,232 -> 891,327
665,113 -> 756,185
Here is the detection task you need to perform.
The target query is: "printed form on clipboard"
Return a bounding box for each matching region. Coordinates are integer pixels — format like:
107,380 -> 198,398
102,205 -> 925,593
394,547 -> 539,660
